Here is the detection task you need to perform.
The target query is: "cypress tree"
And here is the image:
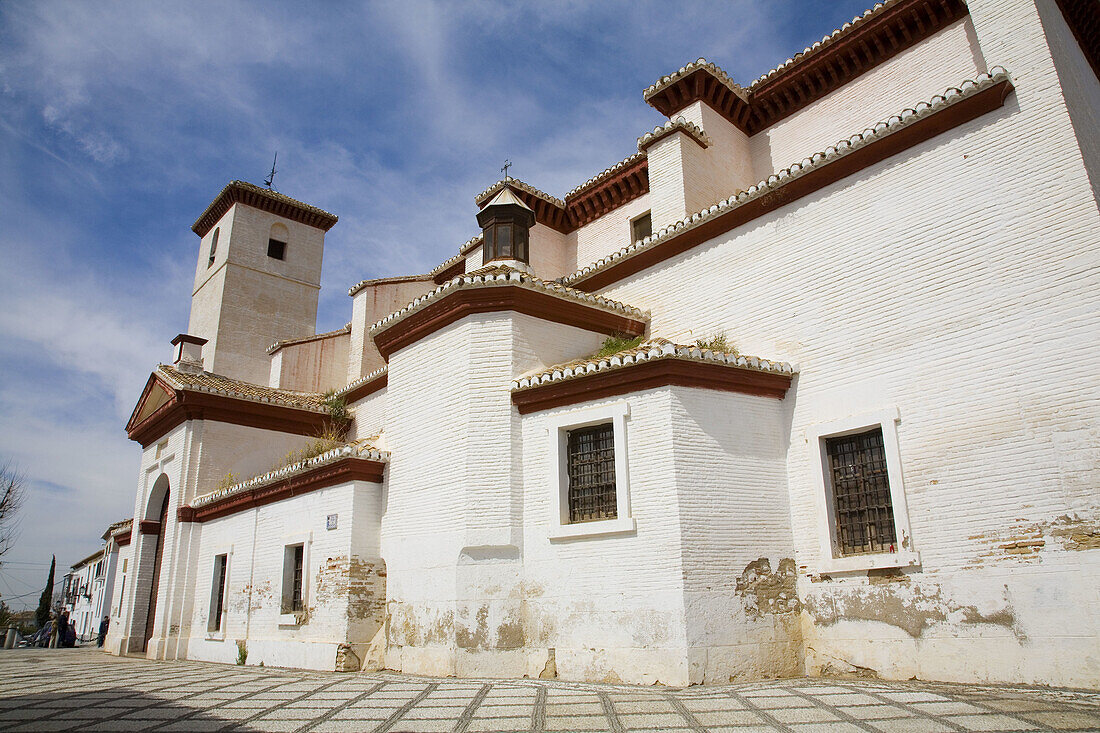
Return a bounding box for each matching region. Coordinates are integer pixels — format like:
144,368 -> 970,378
35,555 -> 55,629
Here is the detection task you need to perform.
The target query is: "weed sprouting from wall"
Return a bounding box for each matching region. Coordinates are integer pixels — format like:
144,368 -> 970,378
593,335 -> 644,358
695,334 -> 736,354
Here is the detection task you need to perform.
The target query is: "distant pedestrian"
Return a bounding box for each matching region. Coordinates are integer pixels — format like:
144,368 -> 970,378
62,617 -> 76,648
47,613 -> 59,648
97,617 -> 109,647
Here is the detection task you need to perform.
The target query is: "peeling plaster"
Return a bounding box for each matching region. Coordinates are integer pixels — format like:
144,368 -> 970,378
804,583 -> 1025,641
736,558 -> 800,617
966,514 -> 1100,568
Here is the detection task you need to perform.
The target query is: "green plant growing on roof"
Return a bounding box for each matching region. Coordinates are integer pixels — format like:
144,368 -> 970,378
216,472 -> 240,492
593,335 -> 644,359
322,390 -> 349,423
695,334 -> 736,354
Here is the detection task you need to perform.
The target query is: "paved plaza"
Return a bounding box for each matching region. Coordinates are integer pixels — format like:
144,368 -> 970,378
1,648 -> 1098,732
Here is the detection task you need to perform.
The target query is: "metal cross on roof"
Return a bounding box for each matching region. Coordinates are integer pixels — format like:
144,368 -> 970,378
264,152 -> 278,190
501,160 -> 512,179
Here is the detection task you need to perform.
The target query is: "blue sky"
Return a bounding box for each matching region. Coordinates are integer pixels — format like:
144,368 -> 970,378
0,0 -> 873,608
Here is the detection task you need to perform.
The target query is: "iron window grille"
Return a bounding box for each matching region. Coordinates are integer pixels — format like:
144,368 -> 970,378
291,545 -> 304,612
211,554 -> 227,632
566,423 -> 617,523
826,427 -> 897,555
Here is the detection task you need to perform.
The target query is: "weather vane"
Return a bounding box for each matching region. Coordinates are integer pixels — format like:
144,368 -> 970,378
501,159 -> 512,179
264,152 -> 278,190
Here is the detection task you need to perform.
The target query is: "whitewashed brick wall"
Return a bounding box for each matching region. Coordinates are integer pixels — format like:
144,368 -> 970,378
596,0 -> 1100,686
571,194 -> 652,272
347,279 -> 434,384
187,480 -> 385,671
749,18 -> 981,180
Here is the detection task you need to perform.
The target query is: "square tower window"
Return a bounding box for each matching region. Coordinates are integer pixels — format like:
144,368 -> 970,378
630,211 -> 652,242
267,239 -> 286,260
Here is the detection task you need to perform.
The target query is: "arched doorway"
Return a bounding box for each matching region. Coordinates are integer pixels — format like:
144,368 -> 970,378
142,476 -> 170,653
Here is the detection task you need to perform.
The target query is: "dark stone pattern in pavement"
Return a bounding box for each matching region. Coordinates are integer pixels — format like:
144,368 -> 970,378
1,648 -> 1098,732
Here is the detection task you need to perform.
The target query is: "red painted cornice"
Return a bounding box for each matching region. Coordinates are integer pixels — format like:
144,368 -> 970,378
483,158 -> 651,236
572,78 -> 1013,292
126,374 -> 333,447
647,0 -> 969,134
432,258 -> 467,284
192,180 -> 337,237
371,285 -> 647,361
138,520 -> 161,535
343,372 -> 388,403
565,156 -> 650,229
1053,0 -> 1100,81
512,358 -> 792,414
178,457 -> 385,523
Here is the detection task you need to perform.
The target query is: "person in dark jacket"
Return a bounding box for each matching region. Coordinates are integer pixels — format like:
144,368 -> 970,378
97,616 -> 109,647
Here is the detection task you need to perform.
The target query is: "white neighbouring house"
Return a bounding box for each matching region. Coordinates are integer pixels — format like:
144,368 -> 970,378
106,0 -> 1100,687
64,519 -> 131,642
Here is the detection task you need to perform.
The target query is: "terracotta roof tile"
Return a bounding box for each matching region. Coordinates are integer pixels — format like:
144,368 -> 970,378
474,177 -> 565,209
156,364 -> 330,412
637,116 -> 711,152
565,70 -> 1011,286
190,442 -> 389,509
267,324 -> 351,354
191,180 -> 338,237
368,264 -> 648,336
513,338 -> 795,391
333,365 -> 388,399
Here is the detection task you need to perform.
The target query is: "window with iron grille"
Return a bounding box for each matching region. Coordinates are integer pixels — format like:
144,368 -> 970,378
209,554 -> 227,632
826,427 -> 897,555
281,543 -> 307,616
566,423 -> 617,523
630,211 -> 652,242
291,545 -> 304,612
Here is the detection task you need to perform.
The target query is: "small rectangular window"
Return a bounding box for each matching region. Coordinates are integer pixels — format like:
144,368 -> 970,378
208,228 -> 219,268
281,543 -> 305,615
567,423 -> 617,523
826,427 -> 897,556
268,239 -> 286,260
630,211 -> 652,242
208,554 -> 228,632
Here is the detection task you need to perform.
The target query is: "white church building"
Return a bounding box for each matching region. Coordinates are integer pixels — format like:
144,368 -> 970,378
107,0 -> 1099,687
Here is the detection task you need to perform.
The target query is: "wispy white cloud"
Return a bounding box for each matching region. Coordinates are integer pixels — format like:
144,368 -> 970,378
0,0 -> 877,605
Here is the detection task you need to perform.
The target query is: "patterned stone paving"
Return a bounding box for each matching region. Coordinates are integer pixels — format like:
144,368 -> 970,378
1,648 -> 1098,732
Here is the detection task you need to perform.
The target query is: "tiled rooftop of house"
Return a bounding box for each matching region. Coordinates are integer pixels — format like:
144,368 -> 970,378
156,364 -> 330,412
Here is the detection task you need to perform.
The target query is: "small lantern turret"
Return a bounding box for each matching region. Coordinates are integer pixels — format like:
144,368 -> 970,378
477,186 -> 535,265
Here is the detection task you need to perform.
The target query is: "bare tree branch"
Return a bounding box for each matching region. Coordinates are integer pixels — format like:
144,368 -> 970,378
0,459 -> 26,563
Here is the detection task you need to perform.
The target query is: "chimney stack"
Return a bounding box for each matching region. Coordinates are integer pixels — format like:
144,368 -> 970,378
171,334 -> 208,374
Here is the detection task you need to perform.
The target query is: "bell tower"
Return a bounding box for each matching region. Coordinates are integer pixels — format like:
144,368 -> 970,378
187,180 -> 338,385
